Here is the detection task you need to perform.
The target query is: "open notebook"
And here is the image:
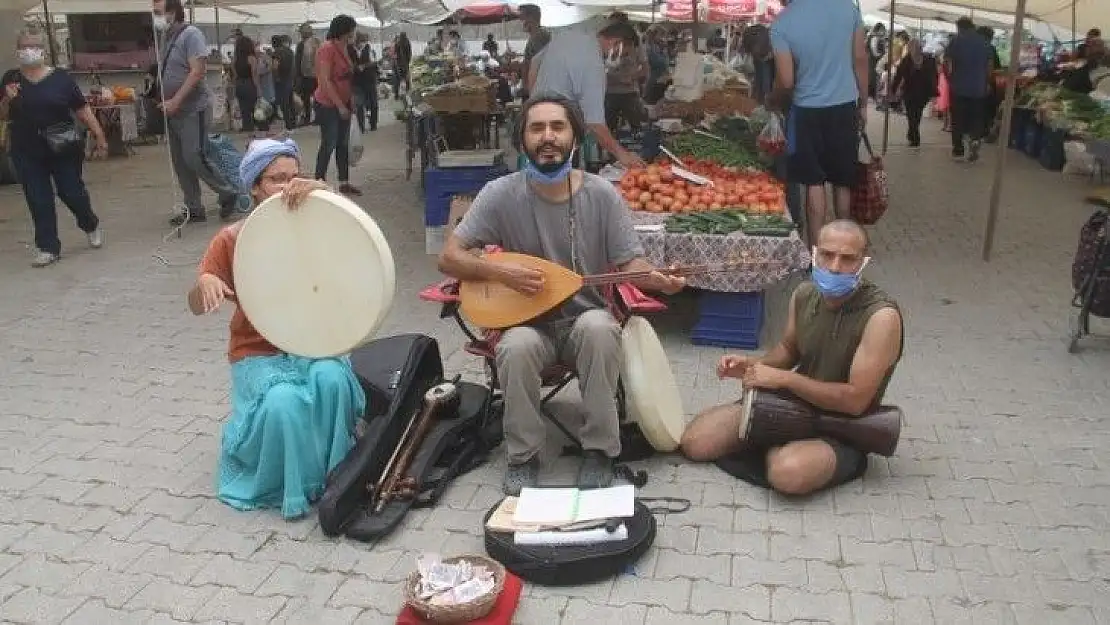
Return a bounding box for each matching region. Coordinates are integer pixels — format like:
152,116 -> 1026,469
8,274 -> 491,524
510,485 -> 635,526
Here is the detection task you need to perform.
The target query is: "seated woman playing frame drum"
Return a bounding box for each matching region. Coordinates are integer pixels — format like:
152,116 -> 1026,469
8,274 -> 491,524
187,138 -> 366,519
680,220 -> 904,496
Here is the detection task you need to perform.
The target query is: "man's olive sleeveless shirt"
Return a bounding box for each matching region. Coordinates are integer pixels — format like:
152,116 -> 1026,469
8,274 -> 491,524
792,280 -> 903,410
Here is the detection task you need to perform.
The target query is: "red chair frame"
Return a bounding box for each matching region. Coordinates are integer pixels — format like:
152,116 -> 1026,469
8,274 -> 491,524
419,254 -> 667,450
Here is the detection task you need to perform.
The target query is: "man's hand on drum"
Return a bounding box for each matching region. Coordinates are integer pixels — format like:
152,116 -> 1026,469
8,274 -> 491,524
497,263 -> 545,296
742,362 -> 788,390
281,178 -> 329,210
197,273 -> 234,314
716,354 -> 753,379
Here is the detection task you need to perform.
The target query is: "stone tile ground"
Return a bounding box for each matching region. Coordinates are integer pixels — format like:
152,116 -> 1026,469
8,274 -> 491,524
0,111 -> 1108,624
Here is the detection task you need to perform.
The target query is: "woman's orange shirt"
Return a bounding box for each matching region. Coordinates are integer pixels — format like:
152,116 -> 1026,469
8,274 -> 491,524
198,224 -> 280,363
313,40 -> 353,108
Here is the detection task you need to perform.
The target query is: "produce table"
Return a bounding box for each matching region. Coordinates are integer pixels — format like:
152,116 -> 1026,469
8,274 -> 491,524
632,211 -> 810,293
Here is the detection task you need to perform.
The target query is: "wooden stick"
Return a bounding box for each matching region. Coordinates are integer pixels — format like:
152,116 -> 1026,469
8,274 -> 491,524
582,260 -> 783,286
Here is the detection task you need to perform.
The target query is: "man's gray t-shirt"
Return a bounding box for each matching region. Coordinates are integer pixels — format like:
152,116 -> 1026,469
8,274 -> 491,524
160,25 -> 210,116
532,29 -> 606,125
452,171 -> 645,324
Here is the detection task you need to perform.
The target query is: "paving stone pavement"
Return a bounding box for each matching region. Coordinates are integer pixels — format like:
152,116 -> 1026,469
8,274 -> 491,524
1,110 -> 1109,625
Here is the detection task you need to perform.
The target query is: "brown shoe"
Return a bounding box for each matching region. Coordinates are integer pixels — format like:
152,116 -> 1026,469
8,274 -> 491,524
339,183 -> 362,196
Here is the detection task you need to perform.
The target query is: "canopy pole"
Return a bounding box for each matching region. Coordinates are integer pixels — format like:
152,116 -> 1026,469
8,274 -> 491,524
41,0 -> 59,66
1071,0 -> 1076,46
880,0 -> 895,155
981,0 -> 1027,261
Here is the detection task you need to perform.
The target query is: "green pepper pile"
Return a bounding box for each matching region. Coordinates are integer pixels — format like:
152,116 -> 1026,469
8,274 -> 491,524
664,211 -> 795,236
665,133 -> 763,168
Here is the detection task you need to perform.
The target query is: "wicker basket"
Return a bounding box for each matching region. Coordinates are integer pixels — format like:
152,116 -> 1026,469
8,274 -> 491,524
402,555 -> 506,623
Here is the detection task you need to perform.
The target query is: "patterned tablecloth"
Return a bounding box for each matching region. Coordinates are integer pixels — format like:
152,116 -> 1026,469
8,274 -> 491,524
632,212 -> 811,293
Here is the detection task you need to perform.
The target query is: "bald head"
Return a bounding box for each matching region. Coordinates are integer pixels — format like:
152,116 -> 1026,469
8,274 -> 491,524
814,220 -> 868,275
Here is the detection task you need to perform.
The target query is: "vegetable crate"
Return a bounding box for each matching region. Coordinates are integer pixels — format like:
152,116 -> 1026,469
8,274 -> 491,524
690,290 -> 764,350
424,92 -> 495,114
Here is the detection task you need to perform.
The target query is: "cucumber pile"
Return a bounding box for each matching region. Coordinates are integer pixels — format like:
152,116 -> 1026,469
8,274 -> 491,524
664,211 -> 795,236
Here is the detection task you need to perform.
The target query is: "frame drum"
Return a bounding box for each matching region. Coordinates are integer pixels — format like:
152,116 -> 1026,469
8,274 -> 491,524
620,316 -> 685,452
738,388 -> 818,448
233,189 -> 396,358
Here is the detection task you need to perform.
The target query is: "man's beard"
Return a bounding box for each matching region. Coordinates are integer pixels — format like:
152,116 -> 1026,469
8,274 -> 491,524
526,142 -> 572,173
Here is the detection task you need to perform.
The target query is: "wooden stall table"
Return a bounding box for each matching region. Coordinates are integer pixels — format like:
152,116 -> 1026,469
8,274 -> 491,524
631,211 -> 810,348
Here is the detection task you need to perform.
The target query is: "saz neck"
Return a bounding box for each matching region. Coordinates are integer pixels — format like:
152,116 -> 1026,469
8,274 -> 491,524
581,261 -> 775,287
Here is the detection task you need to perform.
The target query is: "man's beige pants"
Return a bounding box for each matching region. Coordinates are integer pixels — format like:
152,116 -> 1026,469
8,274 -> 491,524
495,309 -> 623,464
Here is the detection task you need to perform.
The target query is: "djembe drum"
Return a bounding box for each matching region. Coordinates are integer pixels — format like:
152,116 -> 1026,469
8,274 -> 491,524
737,388 -> 903,457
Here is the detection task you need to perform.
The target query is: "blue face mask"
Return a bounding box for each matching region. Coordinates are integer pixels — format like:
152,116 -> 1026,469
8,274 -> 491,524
523,147 -> 575,184
811,247 -> 871,299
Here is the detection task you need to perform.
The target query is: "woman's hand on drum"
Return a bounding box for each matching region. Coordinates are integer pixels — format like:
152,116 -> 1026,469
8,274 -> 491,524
197,273 -> 234,314
717,354 -> 752,379
742,362 -> 787,390
282,178 -> 329,210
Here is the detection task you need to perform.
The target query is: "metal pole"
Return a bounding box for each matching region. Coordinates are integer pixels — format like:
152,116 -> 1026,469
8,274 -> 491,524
42,0 -> 59,66
880,0 -> 895,154
981,0 -> 1027,261
1071,0 -> 1076,49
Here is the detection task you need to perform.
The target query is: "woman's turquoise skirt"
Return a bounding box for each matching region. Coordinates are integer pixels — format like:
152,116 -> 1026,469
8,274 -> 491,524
218,354 -> 366,520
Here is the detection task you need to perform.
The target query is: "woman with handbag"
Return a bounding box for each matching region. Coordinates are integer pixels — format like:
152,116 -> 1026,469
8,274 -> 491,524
0,26 -> 108,268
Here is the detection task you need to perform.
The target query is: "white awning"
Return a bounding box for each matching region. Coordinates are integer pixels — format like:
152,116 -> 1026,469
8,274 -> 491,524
858,0 -> 1105,34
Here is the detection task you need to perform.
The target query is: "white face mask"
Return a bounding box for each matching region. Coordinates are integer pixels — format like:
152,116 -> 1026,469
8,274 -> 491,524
17,48 -> 44,66
152,15 -> 168,31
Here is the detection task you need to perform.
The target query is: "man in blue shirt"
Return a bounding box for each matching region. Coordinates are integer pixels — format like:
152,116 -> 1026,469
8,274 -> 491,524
770,0 -> 869,245
945,17 -> 993,162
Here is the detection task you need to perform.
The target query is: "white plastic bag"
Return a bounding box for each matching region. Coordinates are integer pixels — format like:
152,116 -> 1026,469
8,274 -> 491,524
349,119 -> 364,166
1063,140 -> 1096,176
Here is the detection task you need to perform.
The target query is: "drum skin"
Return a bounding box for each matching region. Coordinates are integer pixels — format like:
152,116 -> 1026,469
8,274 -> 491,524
620,316 -> 685,452
233,189 -> 396,358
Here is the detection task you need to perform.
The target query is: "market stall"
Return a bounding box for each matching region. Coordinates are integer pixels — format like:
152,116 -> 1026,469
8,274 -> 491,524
1007,83 -> 1110,178
609,115 -> 810,348
86,83 -> 140,158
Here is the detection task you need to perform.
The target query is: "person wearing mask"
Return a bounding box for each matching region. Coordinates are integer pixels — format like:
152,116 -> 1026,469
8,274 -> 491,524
945,17 -> 992,162
351,32 -> 379,133
152,0 -> 241,226
532,19 -> 646,169
0,26 -> 109,267
393,32 -> 412,100
314,15 -> 360,196
769,0 -> 869,246
294,23 -> 321,126
272,35 -> 297,130
519,4 -> 551,98
231,36 -> 260,133
866,23 -> 887,101
890,39 -> 937,149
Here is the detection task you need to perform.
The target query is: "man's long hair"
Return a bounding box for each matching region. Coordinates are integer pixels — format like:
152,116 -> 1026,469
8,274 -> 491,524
516,93 -> 587,152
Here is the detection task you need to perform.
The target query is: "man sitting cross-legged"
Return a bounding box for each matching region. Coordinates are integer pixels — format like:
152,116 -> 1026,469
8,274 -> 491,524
680,220 -> 903,496
437,94 -> 684,495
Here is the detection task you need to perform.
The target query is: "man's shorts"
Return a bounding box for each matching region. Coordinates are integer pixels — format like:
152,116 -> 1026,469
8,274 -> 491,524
714,437 -> 868,491
788,102 -> 860,188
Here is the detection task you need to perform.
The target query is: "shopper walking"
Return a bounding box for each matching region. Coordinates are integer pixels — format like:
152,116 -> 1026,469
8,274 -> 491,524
314,15 -> 361,196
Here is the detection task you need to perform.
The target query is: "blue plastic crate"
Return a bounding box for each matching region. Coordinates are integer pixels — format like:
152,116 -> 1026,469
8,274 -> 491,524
1039,127 -> 1066,172
1022,121 -> 1044,158
690,290 -> 764,349
424,164 -> 509,226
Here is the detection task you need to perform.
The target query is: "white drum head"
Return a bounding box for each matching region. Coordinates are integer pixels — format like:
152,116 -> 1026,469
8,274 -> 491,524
233,189 -> 396,358
620,316 -> 685,452
738,388 -> 755,440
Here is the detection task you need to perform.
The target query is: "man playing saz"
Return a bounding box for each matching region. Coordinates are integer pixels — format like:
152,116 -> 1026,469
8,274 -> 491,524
681,220 -> 904,495
438,95 -> 685,495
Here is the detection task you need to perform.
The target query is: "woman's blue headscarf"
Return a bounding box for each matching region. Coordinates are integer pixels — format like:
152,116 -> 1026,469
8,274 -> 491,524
239,138 -> 301,194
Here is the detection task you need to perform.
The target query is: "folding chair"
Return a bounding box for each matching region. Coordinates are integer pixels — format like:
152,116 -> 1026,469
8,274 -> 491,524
419,250 -> 669,469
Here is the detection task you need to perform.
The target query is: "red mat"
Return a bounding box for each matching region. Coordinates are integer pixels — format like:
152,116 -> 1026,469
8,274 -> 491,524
396,572 -> 523,625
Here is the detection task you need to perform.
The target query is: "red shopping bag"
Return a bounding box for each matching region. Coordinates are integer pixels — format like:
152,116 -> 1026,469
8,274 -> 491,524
849,133 -> 889,226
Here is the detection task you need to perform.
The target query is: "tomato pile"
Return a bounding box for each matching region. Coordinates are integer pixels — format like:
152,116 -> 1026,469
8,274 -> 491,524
618,159 -> 786,215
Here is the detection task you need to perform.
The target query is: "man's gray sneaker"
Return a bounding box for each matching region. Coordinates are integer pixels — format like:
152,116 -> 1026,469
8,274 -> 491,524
577,451 -> 615,489
503,457 -> 540,495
